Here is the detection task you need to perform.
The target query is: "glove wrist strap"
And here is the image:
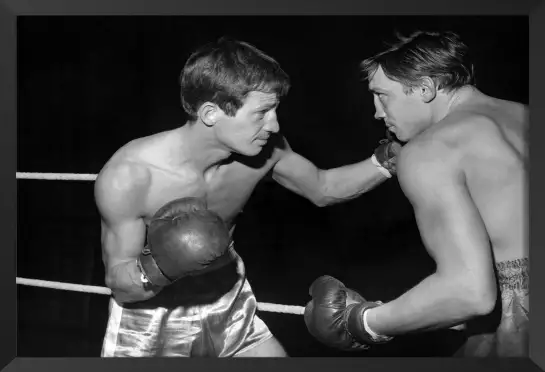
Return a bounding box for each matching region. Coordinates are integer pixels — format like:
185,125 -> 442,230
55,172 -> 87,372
373,132 -> 401,176
347,301 -> 393,345
362,301 -> 394,343
371,154 -> 392,178
137,247 -> 173,287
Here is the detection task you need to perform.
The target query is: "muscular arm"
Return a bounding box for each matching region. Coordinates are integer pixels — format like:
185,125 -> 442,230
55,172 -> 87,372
365,138 -> 497,336
271,137 -> 389,206
94,162 -> 162,304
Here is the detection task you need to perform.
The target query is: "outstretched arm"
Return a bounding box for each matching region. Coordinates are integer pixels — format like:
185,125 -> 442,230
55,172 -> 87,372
365,139 -> 497,336
271,136 -> 399,206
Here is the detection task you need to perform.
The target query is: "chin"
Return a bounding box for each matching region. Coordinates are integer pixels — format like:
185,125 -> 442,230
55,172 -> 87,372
390,130 -> 403,141
394,129 -> 413,143
396,133 -> 407,142
235,146 -> 262,157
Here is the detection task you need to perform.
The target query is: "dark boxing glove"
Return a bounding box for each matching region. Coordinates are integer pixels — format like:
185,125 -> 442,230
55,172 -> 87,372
136,197 -> 233,287
372,130 -> 402,177
304,275 -> 393,351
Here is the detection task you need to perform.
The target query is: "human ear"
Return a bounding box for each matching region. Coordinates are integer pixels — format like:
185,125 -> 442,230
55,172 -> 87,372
419,77 -> 437,103
198,102 -> 222,127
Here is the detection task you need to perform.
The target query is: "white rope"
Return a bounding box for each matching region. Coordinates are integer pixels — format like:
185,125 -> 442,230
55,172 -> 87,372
16,172 -> 97,181
15,171 -> 465,328
16,277 -> 469,331
15,171 -> 303,315
17,277 -> 110,295
16,277 -> 304,315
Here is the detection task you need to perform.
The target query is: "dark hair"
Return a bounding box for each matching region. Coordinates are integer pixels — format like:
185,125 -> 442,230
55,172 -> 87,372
180,37 -> 291,121
360,31 -> 475,93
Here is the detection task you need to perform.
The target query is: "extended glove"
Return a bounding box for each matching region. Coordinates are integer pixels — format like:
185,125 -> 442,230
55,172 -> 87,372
373,130 -> 402,177
137,197 -> 233,287
304,275 -> 392,351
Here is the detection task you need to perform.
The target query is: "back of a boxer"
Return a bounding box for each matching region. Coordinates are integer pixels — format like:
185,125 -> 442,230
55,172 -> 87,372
363,31 -> 529,356
406,87 -> 527,261
428,88 -> 529,357
453,91 -> 527,263
395,87 -> 529,357
303,30 -> 529,357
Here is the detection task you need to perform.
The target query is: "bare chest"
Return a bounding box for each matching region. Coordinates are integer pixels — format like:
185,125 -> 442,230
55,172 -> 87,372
143,161 -> 272,226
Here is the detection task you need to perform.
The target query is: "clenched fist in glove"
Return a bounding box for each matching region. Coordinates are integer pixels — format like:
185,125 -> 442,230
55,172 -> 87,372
372,130 -> 403,178
304,276 -> 393,351
136,197 -> 233,287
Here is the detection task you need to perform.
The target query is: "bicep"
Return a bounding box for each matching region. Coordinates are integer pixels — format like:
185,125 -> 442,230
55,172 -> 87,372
94,163 -> 149,271
100,218 -> 147,271
272,151 -> 320,195
271,139 -> 321,198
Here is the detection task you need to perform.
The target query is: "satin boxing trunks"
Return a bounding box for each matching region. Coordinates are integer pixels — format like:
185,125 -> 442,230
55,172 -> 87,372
101,245 -> 272,357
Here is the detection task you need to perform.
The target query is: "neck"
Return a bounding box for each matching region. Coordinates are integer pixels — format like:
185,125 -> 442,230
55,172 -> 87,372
176,121 -> 232,172
430,85 -> 477,124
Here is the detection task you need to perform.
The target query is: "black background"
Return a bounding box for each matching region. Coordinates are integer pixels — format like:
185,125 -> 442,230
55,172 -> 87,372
16,15 -> 528,357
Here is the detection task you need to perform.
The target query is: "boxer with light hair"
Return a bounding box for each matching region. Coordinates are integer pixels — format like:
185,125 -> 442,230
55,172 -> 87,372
304,30 -> 528,357
95,37 -> 401,358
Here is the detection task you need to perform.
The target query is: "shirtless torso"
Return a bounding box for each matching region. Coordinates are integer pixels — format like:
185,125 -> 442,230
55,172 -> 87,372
398,87 -> 529,356
463,99 -> 527,263
94,120 -> 391,357
302,31 -> 529,357
93,37 -> 398,358
104,129 -> 280,229
95,129 -> 287,357
400,89 -> 528,263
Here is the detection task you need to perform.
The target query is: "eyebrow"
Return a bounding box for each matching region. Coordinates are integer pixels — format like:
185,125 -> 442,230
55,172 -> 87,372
255,102 -> 278,111
368,87 -> 386,93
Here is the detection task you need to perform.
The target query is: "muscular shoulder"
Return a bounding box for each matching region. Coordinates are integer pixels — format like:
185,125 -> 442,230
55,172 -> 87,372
397,114 -> 501,203
95,130 -> 175,196
404,113 -> 508,162
95,159 -> 152,222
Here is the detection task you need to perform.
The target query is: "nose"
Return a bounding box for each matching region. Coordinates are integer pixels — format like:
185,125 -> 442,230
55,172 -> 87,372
264,116 -> 280,133
374,110 -> 386,121
373,97 -> 386,120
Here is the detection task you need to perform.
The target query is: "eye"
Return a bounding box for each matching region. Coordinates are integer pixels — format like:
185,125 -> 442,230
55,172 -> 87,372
256,110 -> 268,119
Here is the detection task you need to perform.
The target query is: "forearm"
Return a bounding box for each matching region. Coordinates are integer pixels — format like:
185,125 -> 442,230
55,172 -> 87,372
106,260 -> 163,304
365,273 -> 484,336
319,158 -> 388,205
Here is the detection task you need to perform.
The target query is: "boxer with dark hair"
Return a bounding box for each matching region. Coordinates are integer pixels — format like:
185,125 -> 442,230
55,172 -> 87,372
95,37 -> 401,357
304,30 -> 529,357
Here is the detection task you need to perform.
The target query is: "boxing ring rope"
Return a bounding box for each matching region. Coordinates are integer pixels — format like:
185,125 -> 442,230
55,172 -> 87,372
16,171 -> 304,316
15,171 -> 467,329
16,277 -> 304,315
17,172 -> 97,181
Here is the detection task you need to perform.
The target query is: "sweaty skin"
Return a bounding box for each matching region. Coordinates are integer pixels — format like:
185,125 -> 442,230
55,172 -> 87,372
365,86 -> 528,353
